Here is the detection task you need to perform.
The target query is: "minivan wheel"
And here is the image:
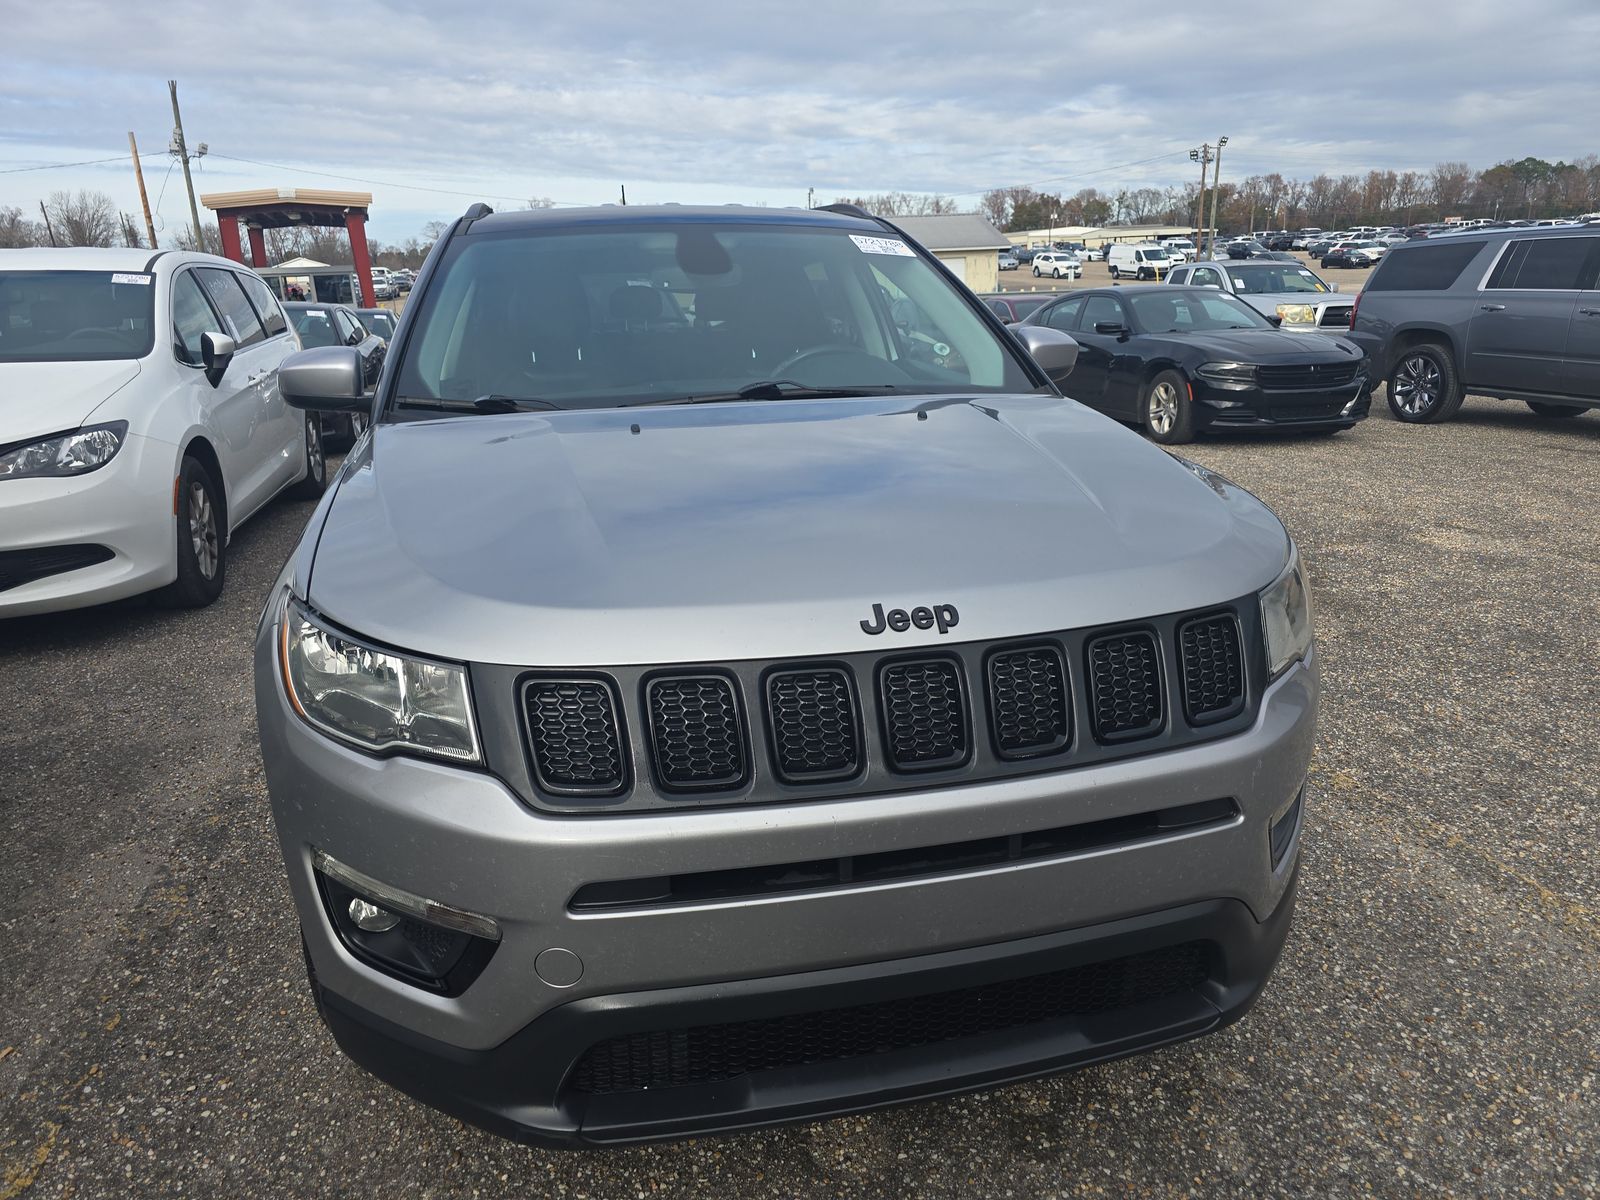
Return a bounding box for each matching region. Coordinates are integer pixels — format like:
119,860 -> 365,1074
1387,344 -> 1462,423
1143,370 -> 1196,444
154,456 -> 226,608
288,414 -> 327,500
1525,400 -> 1587,418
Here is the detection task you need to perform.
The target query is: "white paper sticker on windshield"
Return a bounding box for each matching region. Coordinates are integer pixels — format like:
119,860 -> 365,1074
849,235 -> 916,257
1297,269 -> 1316,277
110,273 -> 152,285
306,309 -> 327,318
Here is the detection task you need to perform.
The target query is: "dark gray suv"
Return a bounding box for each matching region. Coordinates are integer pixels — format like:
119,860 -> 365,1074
1349,225 -> 1600,422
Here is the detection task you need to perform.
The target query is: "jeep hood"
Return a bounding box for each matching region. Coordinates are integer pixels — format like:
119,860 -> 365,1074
308,396 -> 1289,666
0,360 -> 142,444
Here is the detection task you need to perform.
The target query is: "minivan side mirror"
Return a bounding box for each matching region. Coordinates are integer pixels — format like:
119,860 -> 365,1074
279,346 -> 367,411
1012,324 -> 1080,382
200,331 -> 235,388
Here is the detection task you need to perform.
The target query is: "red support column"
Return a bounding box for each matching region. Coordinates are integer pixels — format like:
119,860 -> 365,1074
346,211 -> 377,307
218,214 -> 243,262
247,225 -> 267,268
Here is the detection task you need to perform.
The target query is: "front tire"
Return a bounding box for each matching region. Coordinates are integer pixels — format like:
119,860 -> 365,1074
154,456 -> 226,609
1052,267 -> 1063,279
1525,400 -> 1587,418
1143,370 -> 1196,444
288,414 -> 327,500
1110,266 -> 1120,279
1387,343 -> 1462,423
1032,266 -> 1042,277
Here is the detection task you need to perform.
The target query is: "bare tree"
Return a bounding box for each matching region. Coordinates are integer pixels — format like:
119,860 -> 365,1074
831,191 -> 960,216
525,196 -> 556,210
0,205 -> 41,248
44,190 -> 119,247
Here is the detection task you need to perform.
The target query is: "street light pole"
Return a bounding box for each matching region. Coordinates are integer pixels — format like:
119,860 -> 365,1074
1206,136 -> 1229,258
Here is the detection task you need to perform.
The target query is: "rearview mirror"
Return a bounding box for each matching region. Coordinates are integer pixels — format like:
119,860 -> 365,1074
200,331 -> 235,388
279,346 -> 367,411
1012,325 -> 1079,382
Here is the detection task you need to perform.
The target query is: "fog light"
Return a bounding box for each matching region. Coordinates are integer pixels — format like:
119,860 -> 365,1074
313,849 -> 500,995
348,897 -> 401,932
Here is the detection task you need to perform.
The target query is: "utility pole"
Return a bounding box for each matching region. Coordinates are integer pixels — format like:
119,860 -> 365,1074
128,131 -> 157,249
39,201 -> 57,247
807,186 -> 814,209
1190,144 -> 1213,251
620,184 -> 627,206
1206,136 -> 1229,258
168,80 -> 206,250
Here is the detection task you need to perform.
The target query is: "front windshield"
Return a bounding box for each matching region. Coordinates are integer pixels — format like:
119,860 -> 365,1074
1127,290 -> 1272,333
393,222 -> 1035,408
1227,265 -> 1329,295
0,270 -> 156,362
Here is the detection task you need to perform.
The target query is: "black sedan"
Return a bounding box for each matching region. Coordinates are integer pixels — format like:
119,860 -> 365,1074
1018,286 -> 1370,443
285,302 -> 386,444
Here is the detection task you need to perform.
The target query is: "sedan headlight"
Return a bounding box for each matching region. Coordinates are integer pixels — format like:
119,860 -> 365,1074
1195,361 -> 1257,390
1259,544 -> 1314,679
0,421 -> 128,480
279,598 -> 479,762
1275,304 -> 1317,326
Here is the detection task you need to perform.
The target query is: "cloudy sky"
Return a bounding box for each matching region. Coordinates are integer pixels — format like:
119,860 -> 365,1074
4,0 -> 1596,243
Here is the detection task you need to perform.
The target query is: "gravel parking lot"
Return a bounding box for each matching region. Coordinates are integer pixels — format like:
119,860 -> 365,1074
2,397 -> 1597,1198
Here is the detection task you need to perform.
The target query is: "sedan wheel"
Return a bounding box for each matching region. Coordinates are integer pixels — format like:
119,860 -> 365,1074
1143,370 -> 1196,444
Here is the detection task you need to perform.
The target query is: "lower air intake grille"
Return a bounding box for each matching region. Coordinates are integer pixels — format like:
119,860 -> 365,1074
523,678 -> 626,795
1087,631 -> 1163,742
570,941 -> 1212,1094
646,676 -> 747,791
0,544 -> 113,593
879,659 -> 968,771
767,669 -> 859,782
1178,615 -> 1246,723
988,645 -> 1070,758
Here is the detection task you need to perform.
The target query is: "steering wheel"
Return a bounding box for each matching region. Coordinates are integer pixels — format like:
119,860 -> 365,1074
770,345 -> 909,383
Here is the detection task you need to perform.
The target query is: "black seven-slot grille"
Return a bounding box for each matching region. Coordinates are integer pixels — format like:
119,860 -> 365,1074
569,940 -> 1213,1094
1258,362 -> 1361,388
645,675 -> 748,791
502,600 -> 1261,809
878,658 -> 968,771
522,678 -> 627,796
1179,614 -> 1245,724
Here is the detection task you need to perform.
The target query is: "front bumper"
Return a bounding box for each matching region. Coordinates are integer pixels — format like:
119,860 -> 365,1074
258,613 -> 1317,1144
1193,377 -> 1370,431
0,433 -> 178,616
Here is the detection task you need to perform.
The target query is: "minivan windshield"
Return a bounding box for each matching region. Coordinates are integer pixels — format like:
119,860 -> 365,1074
0,270 -> 156,362
392,222 -> 1036,409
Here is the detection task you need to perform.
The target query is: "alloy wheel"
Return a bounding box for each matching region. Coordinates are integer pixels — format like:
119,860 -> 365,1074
307,418 -> 324,483
1392,355 -> 1441,417
189,482 -> 218,580
1148,381 -> 1180,435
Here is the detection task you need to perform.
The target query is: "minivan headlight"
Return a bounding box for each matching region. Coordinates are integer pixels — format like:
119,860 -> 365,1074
0,421 -> 128,480
279,599 -> 479,762
1260,544 -> 1313,679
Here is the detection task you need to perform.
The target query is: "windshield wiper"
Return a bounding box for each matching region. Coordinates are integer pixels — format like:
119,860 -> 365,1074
396,394 -> 564,413
639,380 -> 902,406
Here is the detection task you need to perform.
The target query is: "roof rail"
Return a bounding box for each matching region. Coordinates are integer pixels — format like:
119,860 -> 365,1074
816,202 -> 872,220
462,202 -> 494,222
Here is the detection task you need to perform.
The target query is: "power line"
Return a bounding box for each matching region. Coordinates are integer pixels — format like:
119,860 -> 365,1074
0,154 -> 131,175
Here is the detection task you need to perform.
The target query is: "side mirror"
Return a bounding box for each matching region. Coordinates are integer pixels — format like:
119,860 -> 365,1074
1013,325 -> 1080,382
1093,321 -> 1130,339
1266,315 -> 1283,327
1329,282 -> 1341,293
279,346 -> 367,411
200,332 -> 235,388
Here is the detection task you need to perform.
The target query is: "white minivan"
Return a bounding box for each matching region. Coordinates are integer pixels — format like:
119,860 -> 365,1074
0,248 -> 327,617
1107,244 -> 1176,280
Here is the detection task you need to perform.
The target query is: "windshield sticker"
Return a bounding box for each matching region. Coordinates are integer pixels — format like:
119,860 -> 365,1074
110,273 -> 152,286
1297,269 -> 1316,277
849,235 -> 916,257
306,309 -> 327,318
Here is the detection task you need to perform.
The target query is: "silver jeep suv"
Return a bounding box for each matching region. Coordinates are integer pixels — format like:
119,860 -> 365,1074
254,203 -> 1316,1147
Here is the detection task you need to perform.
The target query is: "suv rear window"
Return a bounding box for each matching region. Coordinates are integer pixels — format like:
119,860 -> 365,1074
1485,236 -> 1600,291
1365,240 -> 1486,292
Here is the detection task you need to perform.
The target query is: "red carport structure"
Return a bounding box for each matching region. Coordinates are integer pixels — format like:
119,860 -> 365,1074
199,187 -> 378,306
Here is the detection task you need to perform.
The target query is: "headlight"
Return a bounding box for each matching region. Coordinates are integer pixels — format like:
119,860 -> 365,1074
1275,304 -> 1316,326
0,421 -> 128,480
1195,361 -> 1257,389
279,598 -> 479,762
1259,544 -> 1313,679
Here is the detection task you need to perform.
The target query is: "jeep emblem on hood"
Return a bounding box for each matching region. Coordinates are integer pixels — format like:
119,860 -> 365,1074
860,603 -> 959,636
